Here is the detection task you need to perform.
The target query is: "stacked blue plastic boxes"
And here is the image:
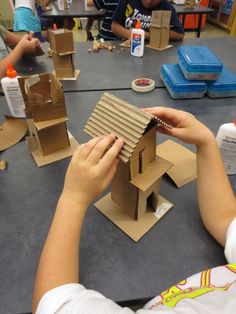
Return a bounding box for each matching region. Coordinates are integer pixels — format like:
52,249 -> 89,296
161,45 -> 236,99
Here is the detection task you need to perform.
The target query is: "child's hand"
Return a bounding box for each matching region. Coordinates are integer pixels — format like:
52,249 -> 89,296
143,107 -> 215,148
61,134 -> 124,208
17,35 -> 40,55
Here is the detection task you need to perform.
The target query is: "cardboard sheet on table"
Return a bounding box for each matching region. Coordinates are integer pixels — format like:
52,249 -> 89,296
30,132 -> 79,167
156,139 -> 197,188
0,116 -> 27,151
95,193 -> 173,242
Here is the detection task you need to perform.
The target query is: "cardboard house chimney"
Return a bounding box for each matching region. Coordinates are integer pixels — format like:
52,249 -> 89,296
18,73 -> 79,166
149,10 -> 171,50
84,93 -> 173,241
49,28 -> 80,80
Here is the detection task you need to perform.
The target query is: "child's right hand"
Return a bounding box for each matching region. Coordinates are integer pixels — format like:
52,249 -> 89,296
61,134 -> 124,208
143,107 -> 215,148
17,35 -> 40,55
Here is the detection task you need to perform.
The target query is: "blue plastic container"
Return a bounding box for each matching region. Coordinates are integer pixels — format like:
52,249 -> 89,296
177,46 -> 223,80
160,64 -> 207,99
207,67 -> 236,98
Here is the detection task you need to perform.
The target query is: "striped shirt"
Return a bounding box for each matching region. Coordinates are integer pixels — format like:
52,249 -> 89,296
93,0 -> 119,41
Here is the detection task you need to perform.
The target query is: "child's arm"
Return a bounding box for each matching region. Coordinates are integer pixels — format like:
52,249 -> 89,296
169,30 -> 184,41
32,134 -> 124,313
144,107 -> 236,247
0,34 -> 40,78
111,21 -> 131,40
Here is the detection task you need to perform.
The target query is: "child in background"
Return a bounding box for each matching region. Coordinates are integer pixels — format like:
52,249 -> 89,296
86,0 -> 119,41
35,0 -> 53,30
112,0 -> 184,41
14,0 -> 45,42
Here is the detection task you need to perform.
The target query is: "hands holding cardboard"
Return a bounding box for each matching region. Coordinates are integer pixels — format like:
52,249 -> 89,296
61,134 -> 124,208
144,107 -> 215,148
17,32 -> 41,56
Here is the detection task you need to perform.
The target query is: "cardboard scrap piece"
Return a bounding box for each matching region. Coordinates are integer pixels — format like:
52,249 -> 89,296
156,139 -> 197,188
30,131 -> 79,167
146,44 -> 173,51
119,39 -> 131,48
0,116 -> 28,151
0,160 -> 7,170
95,193 -> 173,242
52,69 -> 80,81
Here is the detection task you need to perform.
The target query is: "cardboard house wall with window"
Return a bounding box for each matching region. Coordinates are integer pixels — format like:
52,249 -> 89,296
18,73 -> 70,156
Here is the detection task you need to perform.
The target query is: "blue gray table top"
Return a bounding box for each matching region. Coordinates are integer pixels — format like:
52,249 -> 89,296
1,89 -> 236,313
15,37 -> 236,92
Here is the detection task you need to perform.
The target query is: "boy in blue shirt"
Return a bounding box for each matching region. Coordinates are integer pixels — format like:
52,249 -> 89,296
112,0 -> 184,41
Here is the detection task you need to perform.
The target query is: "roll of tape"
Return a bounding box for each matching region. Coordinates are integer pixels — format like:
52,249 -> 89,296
132,78 -> 155,93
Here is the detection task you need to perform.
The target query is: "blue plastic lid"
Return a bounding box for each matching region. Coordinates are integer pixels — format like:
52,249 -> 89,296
177,46 -> 223,73
160,64 -> 207,92
207,67 -> 236,91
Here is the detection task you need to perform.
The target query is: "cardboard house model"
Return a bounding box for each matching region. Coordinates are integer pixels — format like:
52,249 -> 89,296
84,93 -> 173,241
18,73 -> 78,166
149,10 -> 171,50
49,28 -> 80,80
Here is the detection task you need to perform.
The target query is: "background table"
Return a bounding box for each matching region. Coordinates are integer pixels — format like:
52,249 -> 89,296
43,0 -> 105,19
15,37 -> 236,93
173,4 -> 214,37
1,89 -> 236,313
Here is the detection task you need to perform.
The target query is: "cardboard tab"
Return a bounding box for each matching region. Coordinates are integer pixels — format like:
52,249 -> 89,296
156,140 -> 197,188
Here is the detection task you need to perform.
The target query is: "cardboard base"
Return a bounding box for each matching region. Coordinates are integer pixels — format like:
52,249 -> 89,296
29,132 -> 79,167
95,193 -> 173,242
146,44 -> 173,51
53,69 -> 81,81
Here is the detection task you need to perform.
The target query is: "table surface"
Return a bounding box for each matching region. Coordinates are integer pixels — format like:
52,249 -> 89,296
43,0 -> 105,18
15,37 -> 236,92
1,88 -> 236,313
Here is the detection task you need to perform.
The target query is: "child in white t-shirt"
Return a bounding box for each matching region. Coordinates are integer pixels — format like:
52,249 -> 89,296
32,107 -> 236,314
14,0 -> 45,42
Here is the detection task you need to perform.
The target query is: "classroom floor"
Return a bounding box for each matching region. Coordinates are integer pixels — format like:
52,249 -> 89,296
72,20 -> 231,42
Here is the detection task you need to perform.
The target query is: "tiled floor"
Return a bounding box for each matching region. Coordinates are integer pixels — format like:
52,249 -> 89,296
72,21 -> 231,42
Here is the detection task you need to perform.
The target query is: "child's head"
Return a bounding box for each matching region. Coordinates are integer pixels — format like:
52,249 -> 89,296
141,0 -> 161,8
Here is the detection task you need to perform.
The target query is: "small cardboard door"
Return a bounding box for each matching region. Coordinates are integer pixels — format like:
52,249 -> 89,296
139,147 -> 149,173
147,192 -> 158,212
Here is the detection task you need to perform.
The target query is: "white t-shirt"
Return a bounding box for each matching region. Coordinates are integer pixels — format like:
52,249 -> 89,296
15,0 -> 35,12
36,218 -> 236,314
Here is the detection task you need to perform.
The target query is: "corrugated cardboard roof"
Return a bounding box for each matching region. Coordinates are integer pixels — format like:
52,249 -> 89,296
84,93 -> 156,163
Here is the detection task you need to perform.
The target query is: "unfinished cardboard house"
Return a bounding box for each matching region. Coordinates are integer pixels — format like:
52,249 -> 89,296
49,28 -> 80,80
84,93 -> 173,241
18,73 -> 78,166
149,10 -> 171,50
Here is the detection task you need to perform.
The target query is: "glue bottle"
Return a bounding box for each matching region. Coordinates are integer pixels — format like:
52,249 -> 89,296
131,20 -> 145,57
216,120 -> 236,175
57,0 -> 64,10
1,63 -> 25,118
